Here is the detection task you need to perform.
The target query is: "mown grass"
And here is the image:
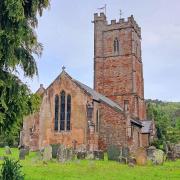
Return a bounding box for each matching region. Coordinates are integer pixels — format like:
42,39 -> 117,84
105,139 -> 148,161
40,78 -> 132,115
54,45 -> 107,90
0,148 -> 180,180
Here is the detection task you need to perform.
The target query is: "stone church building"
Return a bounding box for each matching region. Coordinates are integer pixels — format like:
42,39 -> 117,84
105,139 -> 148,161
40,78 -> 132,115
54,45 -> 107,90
22,13 -> 155,152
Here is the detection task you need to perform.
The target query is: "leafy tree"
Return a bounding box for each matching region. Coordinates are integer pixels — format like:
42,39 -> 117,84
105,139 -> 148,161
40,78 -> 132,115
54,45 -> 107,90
0,0 -> 49,130
146,100 -> 180,146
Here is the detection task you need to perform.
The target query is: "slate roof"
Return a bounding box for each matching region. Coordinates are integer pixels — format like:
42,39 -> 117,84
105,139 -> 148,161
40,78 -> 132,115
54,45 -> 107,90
130,119 -> 142,127
141,120 -> 152,133
72,79 -> 124,112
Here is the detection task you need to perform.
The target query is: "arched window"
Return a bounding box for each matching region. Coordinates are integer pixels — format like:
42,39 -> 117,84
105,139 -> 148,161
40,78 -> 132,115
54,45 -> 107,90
54,95 -> 59,131
114,38 -> 119,53
60,91 -> 65,131
66,95 -> 71,131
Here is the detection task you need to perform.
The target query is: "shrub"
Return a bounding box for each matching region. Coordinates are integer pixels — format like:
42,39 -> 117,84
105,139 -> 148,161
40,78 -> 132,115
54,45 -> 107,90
0,157 -> 24,180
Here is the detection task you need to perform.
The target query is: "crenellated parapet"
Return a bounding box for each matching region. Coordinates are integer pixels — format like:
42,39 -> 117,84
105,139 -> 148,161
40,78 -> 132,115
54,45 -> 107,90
94,13 -> 141,38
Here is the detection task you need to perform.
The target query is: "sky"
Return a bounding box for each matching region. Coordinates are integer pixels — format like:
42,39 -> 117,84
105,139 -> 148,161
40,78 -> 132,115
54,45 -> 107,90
22,0 -> 180,102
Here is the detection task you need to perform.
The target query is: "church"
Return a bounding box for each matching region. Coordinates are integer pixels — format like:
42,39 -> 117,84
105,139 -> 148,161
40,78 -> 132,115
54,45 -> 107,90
22,13 -> 155,152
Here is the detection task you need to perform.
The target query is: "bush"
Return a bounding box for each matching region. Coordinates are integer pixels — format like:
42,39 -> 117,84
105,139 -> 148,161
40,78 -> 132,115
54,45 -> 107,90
0,157 -> 24,180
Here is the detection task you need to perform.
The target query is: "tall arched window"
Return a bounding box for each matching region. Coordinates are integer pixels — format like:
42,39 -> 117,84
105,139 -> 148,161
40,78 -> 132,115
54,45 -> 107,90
66,95 -> 71,131
114,38 -> 119,53
54,95 -> 59,131
60,91 -> 65,131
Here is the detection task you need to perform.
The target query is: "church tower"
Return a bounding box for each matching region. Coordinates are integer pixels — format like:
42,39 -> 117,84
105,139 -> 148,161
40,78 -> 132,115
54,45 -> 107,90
93,13 -> 146,120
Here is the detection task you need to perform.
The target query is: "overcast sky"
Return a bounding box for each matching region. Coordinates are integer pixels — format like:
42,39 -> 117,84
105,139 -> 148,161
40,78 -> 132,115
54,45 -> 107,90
22,0 -> 180,102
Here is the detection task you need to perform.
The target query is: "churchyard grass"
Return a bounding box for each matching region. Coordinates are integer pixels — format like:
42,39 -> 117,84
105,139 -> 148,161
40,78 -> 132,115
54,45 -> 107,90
0,148 -> 180,180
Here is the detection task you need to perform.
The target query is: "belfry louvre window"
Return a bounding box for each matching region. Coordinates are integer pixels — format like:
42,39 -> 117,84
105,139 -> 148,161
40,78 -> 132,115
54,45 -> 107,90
60,91 -> 66,131
66,95 -> 71,131
54,95 -> 59,131
114,38 -> 119,53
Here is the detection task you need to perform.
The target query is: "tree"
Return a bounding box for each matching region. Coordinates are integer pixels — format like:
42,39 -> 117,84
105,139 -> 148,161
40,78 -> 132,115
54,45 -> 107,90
0,0 -> 50,130
147,101 -> 180,146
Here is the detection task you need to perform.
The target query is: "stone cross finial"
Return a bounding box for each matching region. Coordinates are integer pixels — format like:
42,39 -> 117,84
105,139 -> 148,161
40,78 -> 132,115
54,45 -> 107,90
62,66 -> 66,71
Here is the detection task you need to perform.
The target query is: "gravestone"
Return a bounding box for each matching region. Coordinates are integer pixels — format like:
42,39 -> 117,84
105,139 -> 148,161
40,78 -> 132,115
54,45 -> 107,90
19,149 -> 26,160
66,147 -> 74,161
128,156 -> 136,165
86,152 -> 94,160
51,144 -> 60,158
107,145 -> 121,161
43,145 -> 52,161
94,150 -> 104,160
175,144 -> 180,158
147,146 -> 156,161
5,146 -> 11,155
77,151 -> 86,160
119,146 -> 129,164
152,149 -> 165,165
135,148 -> 147,166
24,146 -> 30,156
57,144 -> 68,162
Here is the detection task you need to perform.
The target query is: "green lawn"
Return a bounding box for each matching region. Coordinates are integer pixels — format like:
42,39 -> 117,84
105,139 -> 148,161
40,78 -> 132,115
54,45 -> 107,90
0,148 -> 180,180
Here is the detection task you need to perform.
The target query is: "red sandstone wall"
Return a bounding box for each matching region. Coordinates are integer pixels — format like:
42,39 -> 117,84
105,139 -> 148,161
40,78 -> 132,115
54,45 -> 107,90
94,13 -> 146,120
98,104 -> 127,150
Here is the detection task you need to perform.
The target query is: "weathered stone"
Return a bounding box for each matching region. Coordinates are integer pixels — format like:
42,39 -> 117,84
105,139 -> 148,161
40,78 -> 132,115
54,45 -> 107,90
107,145 -> 121,161
152,149 -> 165,165
19,149 -> 26,160
5,146 -> 11,155
51,144 -> 60,158
135,148 -> 147,166
128,157 -> 136,165
77,151 -> 86,160
175,144 -> 180,158
122,147 -> 129,158
94,150 -> 104,160
147,146 -> 156,160
43,145 -> 52,161
86,152 -> 94,160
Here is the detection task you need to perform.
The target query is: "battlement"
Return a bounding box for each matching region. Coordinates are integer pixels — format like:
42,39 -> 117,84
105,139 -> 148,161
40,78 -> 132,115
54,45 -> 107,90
94,13 -> 141,37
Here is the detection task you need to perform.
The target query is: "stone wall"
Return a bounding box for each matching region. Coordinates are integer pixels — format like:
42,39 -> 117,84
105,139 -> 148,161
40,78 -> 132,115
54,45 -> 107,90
98,104 -> 127,150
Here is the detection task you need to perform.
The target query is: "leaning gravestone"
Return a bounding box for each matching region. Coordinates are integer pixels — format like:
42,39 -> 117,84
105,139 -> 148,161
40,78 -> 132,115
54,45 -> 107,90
135,148 -> 147,166
19,149 -> 26,160
107,145 -> 121,161
5,146 -> 11,155
152,149 -> 165,165
43,145 -> 52,161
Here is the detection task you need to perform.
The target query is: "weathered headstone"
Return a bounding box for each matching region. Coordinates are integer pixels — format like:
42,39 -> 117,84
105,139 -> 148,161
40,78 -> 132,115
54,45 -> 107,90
5,146 -> 11,155
175,144 -> 180,158
94,150 -> 104,160
24,146 -> 30,156
57,144 -> 68,162
43,145 -> 52,161
19,149 -> 26,160
77,151 -> 86,160
86,152 -> 94,160
128,156 -> 136,165
135,148 -> 147,166
107,145 -> 121,161
51,144 -> 60,158
152,149 -> 165,165
147,146 -> 156,161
